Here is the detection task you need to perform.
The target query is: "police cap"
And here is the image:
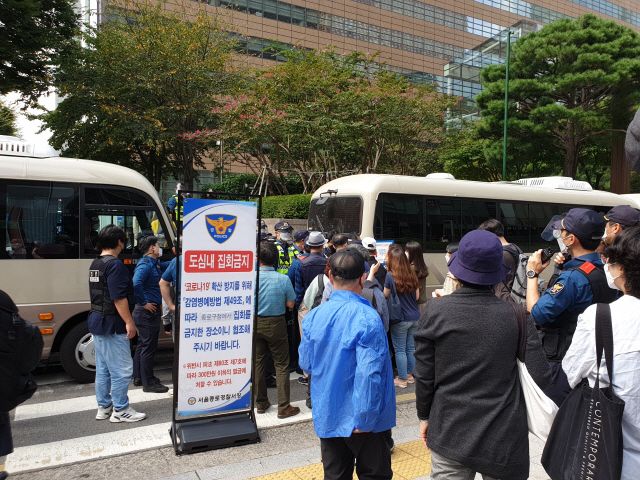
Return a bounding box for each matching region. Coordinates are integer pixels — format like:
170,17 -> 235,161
604,205 -> 640,228
552,208 -> 606,241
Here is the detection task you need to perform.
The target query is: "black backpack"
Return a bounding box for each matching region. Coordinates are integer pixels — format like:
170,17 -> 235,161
311,275 -> 326,310
361,280 -> 378,310
0,303 -> 44,412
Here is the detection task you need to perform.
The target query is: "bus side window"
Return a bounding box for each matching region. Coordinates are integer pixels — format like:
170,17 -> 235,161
1,181 -> 79,259
83,209 -> 157,255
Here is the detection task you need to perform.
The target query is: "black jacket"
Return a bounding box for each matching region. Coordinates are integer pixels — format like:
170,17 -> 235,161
414,285 -> 550,480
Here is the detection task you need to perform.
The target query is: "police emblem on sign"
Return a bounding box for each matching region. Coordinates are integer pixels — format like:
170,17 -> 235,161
188,397 -> 196,405
206,214 -> 237,244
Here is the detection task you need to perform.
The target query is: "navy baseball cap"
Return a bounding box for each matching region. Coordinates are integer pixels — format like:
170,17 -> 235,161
294,229 -> 309,241
552,208 -> 606,241
604,205 -> 640,228
274,221 -> 293,232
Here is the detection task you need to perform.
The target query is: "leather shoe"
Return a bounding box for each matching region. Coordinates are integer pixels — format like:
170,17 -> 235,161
133,378 -> 142,387
306,397 -> 312,409
143,383 -> 169,393
256,403 -> 271,414
277,405 -> 301,419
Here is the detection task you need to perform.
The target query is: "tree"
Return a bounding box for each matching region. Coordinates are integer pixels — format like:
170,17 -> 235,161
185,47 -> 458,194
41,0 -> 245,190
0,101 -> 18,136
0,0 -> 79,104
476,14 -> 640,179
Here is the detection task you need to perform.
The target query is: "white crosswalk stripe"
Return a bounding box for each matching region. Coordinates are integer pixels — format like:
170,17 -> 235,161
7,394 -> 312,474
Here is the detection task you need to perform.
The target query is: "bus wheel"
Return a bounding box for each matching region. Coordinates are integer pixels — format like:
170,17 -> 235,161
60,322 -> 96,383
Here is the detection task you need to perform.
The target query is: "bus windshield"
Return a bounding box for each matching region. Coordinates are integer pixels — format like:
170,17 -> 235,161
308,196 -> 362,235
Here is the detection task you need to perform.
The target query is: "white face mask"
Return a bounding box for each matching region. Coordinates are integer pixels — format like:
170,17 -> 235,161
445,254 -> 450,264
280,232 -> 291,242
556,233 -> 572,254
604,263 -> 621,290
158,247 -> 163,257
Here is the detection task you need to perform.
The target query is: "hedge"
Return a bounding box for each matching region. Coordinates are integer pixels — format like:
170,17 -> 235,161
260,194 -> 312,219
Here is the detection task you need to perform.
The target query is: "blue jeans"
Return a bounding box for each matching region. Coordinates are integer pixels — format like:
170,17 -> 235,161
93,334 -> 133,411
390,321 -> 418,379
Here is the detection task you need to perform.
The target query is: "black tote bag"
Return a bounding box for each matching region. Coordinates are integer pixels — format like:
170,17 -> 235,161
541,304 -> 625,480
387,276 -> 404,326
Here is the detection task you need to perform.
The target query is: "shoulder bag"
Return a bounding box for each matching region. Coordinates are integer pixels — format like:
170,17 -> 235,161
541,303 -> 625,480
512,304 -> 559,442
387,275 -> 404,326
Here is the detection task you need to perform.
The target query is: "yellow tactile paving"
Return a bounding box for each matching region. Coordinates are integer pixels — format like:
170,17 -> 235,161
248,438 -> 432,480
292,462 -> 327,480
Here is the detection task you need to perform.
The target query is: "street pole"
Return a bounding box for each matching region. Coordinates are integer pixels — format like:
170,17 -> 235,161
502,30 -> 512,182
219,140 -> 223,183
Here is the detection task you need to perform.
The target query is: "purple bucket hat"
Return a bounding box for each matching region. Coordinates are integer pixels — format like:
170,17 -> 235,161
448,230 -> 511,286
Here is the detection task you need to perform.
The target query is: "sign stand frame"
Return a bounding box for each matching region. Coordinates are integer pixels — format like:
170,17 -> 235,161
169,191 -> 262,455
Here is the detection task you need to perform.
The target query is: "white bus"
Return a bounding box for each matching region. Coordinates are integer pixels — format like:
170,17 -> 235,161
308,173 -> 639,293
1,136 -> 175,382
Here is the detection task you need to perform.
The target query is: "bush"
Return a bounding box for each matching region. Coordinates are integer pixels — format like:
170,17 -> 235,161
261,194 -> 312,219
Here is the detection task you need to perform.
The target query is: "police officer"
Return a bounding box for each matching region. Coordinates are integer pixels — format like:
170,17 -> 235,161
89,225 -> 146,423
273,221 -> 298,274
167,183 -> 184,223
526,208 -> 617,406
291,230 -> 309,257
599,204 -> 640,253
132,235 -> 171,393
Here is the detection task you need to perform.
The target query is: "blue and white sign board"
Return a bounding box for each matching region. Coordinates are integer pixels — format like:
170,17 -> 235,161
375,240 -> 394,265
176,198 -> 257,419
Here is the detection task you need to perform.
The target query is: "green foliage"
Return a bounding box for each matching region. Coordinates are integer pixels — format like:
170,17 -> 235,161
201,174 -> 305,197
185,46 -> 458,193
41,0 -> 245,190
261,194 -> 312,219
0,102 -> 18,136
0,0 -> 80,103
476,14 -> 640,180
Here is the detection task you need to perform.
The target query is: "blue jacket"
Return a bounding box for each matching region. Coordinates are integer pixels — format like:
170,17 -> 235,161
531,253 -> 602,326
299,290 -> 396,438
287,253 -> 309,286
133,256 -> 171,306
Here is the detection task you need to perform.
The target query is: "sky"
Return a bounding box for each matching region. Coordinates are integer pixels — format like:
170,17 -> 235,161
3,91 -> 55,145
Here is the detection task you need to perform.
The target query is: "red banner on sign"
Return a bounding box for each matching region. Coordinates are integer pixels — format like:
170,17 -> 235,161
185,251 -> 254,273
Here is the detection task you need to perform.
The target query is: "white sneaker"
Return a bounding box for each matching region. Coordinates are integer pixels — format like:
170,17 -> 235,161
109,406 -> 147,423
96,404 -> 113,420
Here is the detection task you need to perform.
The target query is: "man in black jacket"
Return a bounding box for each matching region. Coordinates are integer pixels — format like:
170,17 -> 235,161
414,229 -> 550,480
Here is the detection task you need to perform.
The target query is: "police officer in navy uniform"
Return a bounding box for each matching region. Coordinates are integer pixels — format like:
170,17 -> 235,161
132,235 -> 172,393
273,221 -> 298,274
525,208 -> 617,406
89,225 -> 146,423
599,204 -> 640,253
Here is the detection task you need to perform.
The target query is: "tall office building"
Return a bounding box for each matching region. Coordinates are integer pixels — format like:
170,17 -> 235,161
200,0 -> 640,117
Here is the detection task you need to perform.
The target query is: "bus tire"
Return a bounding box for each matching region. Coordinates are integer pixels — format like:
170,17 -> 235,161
60,322 -> 96,383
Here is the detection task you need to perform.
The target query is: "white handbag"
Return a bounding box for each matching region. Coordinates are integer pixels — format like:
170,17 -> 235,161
517,359 -> 558,442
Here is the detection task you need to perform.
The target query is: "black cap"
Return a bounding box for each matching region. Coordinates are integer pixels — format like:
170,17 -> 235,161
330,250 -> 366,280
274,221 -> 293,232
294,229 -> 309,241
552,208 -> 606,241
605,205 -> 640,228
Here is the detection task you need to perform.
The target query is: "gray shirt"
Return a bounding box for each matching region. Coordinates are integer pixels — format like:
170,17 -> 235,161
322,281 -> 390,331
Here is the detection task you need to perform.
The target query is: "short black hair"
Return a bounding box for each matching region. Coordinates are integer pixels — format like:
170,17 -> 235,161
138,235 -> 159,254
446,242 -> 459,254
478,219 -> 505,238
259,242 -> 278,267
605,226 -> 640,298
330,249 -> 365,286
326,229 -> 338,243
332,234 -> 349,248
95,225 -> 126,251
571,233 -> 601,252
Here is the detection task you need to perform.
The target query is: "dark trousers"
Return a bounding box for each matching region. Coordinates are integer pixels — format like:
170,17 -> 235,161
544,361 -> 572,407
320,430 -> 393,480
132,306 -> 161,386
254,315 -> 291,411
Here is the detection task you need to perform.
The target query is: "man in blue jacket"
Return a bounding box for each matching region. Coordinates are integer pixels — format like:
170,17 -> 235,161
299,249 -> 396,480
132,235 -> 171,393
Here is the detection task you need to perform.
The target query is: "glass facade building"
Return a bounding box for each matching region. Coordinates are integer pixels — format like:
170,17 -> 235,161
204,0 -> 640,115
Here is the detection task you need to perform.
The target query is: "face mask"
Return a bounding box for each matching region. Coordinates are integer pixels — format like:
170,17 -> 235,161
604,263 -> 621,290
158,247 -> 163,257
280,232 -> 291,242
556,234 -> 571,254
445,254 -> 450,264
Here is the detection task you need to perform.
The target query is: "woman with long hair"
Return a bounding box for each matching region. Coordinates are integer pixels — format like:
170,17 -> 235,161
405,241 -> 429,314
384,244 -> 420,388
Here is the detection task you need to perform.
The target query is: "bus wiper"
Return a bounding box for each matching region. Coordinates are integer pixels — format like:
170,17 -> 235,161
316,215 -> 324,233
